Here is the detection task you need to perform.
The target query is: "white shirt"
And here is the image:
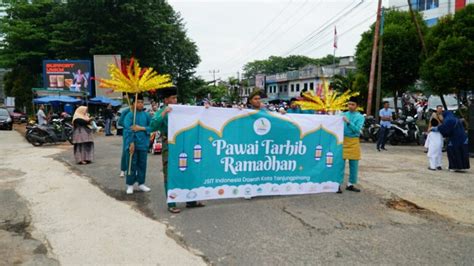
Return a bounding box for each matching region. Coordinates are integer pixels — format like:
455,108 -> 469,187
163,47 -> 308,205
37,109 -> 47,125
424,131 -> 443,158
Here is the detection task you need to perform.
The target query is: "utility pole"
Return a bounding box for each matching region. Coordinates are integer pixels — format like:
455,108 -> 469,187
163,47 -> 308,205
367,0 -> 383,116
407,0 -> 427,57
375,8 -> 385,121
209,69 -> 219,87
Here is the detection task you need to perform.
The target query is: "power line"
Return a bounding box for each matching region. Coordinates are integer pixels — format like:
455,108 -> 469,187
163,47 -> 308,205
221,0 -> 313,70
282,0 -> 366,56
292,2 -> 373,56
222,0 -> 295,67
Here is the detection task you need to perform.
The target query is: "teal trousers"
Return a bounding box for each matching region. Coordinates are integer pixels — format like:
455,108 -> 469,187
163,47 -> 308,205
346,160 -> 359,184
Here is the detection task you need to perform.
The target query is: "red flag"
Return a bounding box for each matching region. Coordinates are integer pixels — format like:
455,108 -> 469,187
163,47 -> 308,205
333,26 -> 338,49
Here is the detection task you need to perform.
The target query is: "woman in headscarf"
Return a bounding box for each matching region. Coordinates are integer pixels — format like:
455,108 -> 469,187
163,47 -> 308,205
434,111 -> 470,172
72,106 -> 94,164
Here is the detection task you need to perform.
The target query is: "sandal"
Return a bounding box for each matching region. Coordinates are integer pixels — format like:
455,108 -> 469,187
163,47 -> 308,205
186,202 -> 205,208
168,207 -> 181,214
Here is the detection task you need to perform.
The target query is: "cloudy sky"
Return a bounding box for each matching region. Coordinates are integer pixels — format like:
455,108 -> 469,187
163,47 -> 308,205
169,0 -> 389,81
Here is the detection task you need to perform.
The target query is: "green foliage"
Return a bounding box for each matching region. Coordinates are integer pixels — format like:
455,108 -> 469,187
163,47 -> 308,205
420,5 -> 474,99
243,54 -> 339,78
0,0 -> 200,111
355,9 -> 426,110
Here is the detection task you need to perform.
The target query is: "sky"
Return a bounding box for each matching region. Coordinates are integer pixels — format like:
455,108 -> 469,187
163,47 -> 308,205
168,0 -> 389,81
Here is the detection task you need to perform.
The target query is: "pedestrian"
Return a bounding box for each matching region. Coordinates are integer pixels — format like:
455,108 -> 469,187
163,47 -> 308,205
118,106 -> 131,178
287,98 -> 313,114
424,118 -> 443,171
149,85 -> 205,213
376,101 -> 393,151
104,103 -> 114,136
36,105 -> 47,125
247,90 -> 266,110
340,97 -> 365,193
433,111 -> 470,172
429,105 -> 444,129
124,94 -> 152,194
72,106 -> 94,165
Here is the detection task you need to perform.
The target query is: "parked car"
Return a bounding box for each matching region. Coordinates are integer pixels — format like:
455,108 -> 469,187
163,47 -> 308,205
7,108 -> 27,123
0,108 -> 13,130
427,94 -> 458,111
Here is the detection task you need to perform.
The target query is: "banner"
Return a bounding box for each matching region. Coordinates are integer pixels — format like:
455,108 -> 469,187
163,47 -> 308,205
167,105 -> 344,203
43,60 -> 92,95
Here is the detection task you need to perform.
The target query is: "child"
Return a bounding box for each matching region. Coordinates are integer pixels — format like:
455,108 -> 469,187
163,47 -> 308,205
424,118 -> 443,170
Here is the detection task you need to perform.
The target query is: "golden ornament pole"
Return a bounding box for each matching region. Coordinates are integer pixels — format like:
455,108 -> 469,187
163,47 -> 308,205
128,92 -> 138,175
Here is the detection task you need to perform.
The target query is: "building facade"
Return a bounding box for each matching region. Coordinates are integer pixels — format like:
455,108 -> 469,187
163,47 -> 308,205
389,0 -> 473,26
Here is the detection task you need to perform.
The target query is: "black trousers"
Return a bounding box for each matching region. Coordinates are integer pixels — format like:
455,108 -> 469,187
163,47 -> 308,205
377,126 -> 390,149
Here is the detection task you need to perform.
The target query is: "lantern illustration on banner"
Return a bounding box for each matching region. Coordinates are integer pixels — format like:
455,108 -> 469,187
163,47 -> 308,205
326,152 -> 333,168
314,145 -> 323,160
193,144 -> 202,163
179,153 -> 188,171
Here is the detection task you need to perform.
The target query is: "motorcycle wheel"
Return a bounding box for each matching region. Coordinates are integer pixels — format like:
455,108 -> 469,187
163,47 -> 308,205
27,134 -> 44,147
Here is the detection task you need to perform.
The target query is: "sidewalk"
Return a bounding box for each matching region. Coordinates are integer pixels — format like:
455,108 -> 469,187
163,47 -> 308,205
359,142 -> 474,224
1,131 -> 205,265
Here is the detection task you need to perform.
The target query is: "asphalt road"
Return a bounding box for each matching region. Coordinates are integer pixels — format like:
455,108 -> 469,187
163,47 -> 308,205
55,135 -> 474,265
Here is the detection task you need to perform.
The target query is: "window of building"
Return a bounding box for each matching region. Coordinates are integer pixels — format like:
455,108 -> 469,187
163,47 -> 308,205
284,85 -> 288,92
310,82 -> 314,91
279,85 -> 282,93
291,84 -> 294,92
296,84 -> 300,92
304,83 -> 308,91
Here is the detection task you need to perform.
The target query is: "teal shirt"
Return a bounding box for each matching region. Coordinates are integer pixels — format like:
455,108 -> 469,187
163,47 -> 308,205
149,106 -> 168,137
118,108 -> 131,128
124,110 -> 151,151
343,111 -> 365,138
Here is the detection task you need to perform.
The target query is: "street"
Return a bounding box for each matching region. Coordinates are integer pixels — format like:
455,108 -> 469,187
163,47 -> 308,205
1,129 -> 473,265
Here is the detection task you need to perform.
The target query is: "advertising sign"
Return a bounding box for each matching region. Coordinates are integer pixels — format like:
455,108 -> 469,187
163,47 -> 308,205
167,105 -> 344,203
93,55 -> 122,99
43,60 -> 92,95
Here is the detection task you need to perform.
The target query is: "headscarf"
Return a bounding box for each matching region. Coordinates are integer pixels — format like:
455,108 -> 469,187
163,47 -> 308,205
73,106 -> 90,123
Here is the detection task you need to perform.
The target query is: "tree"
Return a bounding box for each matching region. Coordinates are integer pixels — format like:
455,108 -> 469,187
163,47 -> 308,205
0,0 -> 200,111
355,9 -> 426,114
243,54 -> 339,78
420,5 -> 474,109
0,1 -> 57,112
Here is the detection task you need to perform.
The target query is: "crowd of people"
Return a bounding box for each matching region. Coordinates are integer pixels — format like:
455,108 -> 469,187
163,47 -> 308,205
34,87 -> 469,214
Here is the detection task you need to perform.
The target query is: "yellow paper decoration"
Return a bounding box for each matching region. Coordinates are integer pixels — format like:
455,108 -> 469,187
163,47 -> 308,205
295,79 -> 361,113
98,58 -> 172,93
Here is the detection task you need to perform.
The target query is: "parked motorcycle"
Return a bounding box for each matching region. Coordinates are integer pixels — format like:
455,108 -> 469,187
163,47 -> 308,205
25,118 -> 73,146
360,115 -> 380,142
388,115 -> 421,145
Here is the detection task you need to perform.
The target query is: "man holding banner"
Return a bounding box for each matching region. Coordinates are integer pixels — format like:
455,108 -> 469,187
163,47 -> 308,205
150,85 -> 205,213
340,97 -> 365,192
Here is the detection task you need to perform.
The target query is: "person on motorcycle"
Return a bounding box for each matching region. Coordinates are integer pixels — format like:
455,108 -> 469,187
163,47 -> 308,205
37,105 -> 47,125
339,96 -> 365,193
376,101 -> 393,151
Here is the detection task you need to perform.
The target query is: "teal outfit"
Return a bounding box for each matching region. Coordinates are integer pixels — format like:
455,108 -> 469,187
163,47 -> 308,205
149,106 -> 199,208
287,108 -> 314,114
342,111 -> 365,185
124,110 -> 151,186
119,108 -> 131,172
149,106 -> 175,208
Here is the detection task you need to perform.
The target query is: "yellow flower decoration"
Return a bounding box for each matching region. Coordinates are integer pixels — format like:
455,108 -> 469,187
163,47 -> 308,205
98,58 -> 172,93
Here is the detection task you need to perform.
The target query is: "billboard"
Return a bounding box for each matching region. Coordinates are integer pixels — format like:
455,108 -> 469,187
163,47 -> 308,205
43,60 -> 92,95
93,55 -> 122,99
